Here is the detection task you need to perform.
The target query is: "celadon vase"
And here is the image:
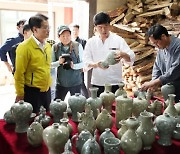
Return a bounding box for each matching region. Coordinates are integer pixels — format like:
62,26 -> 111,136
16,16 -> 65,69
87,87 -> 102,119
77,104 -> 96,134
115,82 -> 127,97
99,128 -> 115,148
115,93 -> 133,128
81,133 -> 101,154
34,106 -> 51,128
43,123 -> 69,154
161,83 -> 175,101
60,112 -> 73,135
104,137 -> 121,154
4,110 -> 15,124
132,94 -> 148,118
121,117 -> 142,154
27,121 -> 43,147
100,84 -> 115,114
96,109 -> 113,133
117,120 -> 128,140
164,94 -> 178,117
136,111 -> 155,150
101,50 -> 118,68
72,130 -> 93,154
62,139 -> 74,154
155,113 -> 177,146
50,99 -> 67,123
68,93 -> 86,122
11,100 -> 33,133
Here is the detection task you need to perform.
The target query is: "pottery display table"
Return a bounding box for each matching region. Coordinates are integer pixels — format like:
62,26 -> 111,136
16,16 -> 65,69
0,101 -> 180,154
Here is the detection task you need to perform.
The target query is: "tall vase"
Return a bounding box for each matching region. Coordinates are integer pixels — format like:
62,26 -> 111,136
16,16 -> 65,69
43,123 -> 69,154
68,93 -> 86,122
100,84 -> 115,114
115,82 -> 127,97
161,83 -> 175,101
132,94 -> 148,118
11,100 -> 33,133
121,117 -> 142,154
96,109 -> 113,133
50,99 -> 67,123
115,94 -> 133,128
164,94 -> 178,117
87,87 -> 102,119
155,113 -> 177,146
136,111 -> 155,150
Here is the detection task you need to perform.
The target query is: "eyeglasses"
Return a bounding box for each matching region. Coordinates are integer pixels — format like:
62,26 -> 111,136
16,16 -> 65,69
40,26 -> 51,30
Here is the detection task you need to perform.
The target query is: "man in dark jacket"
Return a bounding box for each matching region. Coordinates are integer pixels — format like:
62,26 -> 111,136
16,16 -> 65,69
0,19 -> 26,72
71,24 -> 89,98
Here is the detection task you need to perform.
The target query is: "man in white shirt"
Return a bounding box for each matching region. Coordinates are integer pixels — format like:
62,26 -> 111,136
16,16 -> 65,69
83,12 -> 135,96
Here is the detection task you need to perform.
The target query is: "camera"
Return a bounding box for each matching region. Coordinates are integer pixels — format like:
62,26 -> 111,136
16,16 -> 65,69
61,54 -> 72,70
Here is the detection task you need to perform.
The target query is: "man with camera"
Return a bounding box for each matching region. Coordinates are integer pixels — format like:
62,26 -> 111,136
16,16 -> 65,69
51,25 -> 83,101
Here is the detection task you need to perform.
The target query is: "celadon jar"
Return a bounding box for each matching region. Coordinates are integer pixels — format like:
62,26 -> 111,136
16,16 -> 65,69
117,120 -> 128,140
34,106 -> 51,128
161,83 -> 175,101
11,100 -> 33,133
43,123 -> 69,154
136,111 -> 155,150
87,87 -> 102,119
72,130 -> 93,154
4,110 -> 15,124
121,117 -> 142,154
27,121 -> 43,147
115,93 -> 133,128
132,94 -> 148,118
104,137 -> 121,154
68,93 -> 86,122
100,84 -> 115,114
99,128 -> 115,148
96,109 -> 113,133
50,99 -> 67,123
77,104 -> 96,134
115,82 -> 127,97
155,113 -> 177,146
81,136 -> 101,154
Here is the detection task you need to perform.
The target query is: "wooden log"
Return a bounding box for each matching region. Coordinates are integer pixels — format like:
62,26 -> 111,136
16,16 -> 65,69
129,41 -> 140,48
132,46 -> 152,53
135,48 -> 154,62
110,13 -> 125,25
107,6 -> 128,18
137,9 -> 164,17
123,12 -> 135,24
137,61 -> 154,72
146,3 -> 172,11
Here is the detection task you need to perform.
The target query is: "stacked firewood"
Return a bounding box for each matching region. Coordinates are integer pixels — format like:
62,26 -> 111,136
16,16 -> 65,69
107,0 -> 180,96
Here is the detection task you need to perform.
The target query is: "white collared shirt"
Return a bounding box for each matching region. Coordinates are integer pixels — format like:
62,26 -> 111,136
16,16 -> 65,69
83,32 -> 135,86
32,35 -> 45,51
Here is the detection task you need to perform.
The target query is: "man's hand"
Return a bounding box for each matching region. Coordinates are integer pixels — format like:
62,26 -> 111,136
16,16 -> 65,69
89,62 -> 109,69
4,62 -> 13,72
115,51 -> 130,62
15,96 -> 24,103
141,79 -> 161,91
59,56 -> 65,65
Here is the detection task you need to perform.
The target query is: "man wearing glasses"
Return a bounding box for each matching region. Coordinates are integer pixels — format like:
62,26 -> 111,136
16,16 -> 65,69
14,13 -> 52,113
141,24 -> 180,103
